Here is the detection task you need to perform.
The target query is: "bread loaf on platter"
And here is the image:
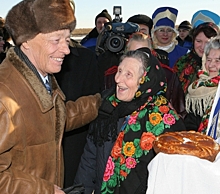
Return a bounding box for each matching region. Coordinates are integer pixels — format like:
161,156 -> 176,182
153,131 -> 220,162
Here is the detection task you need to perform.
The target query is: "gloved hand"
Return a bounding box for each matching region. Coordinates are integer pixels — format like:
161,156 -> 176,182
62,183 -> 85,194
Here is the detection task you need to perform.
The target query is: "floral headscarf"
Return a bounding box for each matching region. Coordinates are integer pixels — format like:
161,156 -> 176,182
186,53 -> 220,133
97,48 -> 183,193
88,48 -> 167,146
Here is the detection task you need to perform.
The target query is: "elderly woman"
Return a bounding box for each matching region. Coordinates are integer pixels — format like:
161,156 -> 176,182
74,48 -> 186,194
126,32 -> 186,118
184,36 -> 220,133
173,10 -> 220,94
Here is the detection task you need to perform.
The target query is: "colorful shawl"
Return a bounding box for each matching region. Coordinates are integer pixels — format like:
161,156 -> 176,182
185,54 -> 220,133
173,49 -> 202,94
98,48 -> 183,193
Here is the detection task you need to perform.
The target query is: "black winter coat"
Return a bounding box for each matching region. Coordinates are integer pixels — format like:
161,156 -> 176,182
54,40 -> 100,187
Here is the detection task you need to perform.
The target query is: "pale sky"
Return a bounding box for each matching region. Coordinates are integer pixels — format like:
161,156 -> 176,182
1,0 -> 220,28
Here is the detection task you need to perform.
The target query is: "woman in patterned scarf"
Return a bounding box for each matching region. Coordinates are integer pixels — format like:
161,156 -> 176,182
185,36 -> 220,132
74,48 -> 185,194
173,22 -> 219,95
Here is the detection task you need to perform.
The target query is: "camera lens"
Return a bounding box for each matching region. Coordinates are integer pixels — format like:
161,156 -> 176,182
106,35 -> 125,53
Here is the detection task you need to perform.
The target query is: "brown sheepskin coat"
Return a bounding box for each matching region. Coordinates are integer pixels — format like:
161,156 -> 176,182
0,47 -> 101,193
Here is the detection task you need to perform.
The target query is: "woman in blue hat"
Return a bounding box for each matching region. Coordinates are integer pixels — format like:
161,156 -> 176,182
173,10 -> 220,95
151,7 -> 189,69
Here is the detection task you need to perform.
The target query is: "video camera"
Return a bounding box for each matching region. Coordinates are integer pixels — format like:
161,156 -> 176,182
96,6 -> 139,55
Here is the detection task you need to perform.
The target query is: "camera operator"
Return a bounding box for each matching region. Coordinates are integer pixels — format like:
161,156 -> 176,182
96,12 -> 164,91
127,14 -> 153,36
80,9 -> 112,52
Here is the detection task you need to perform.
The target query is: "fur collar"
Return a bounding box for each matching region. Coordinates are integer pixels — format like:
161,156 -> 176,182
6,47 -> 65,111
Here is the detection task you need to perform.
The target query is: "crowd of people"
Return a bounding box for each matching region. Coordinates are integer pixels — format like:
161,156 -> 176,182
0,0 -> 220,193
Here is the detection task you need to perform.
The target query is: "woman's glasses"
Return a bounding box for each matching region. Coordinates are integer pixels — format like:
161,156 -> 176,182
157,28 -> 174,34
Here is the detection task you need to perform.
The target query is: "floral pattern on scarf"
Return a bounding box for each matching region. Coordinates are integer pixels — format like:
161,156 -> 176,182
193,71 -> 220,133
100,51 -> 181,193
101,94 -> 180,193
173,50 -> 202,94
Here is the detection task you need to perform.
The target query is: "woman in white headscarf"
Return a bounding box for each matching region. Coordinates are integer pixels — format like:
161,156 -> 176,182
185,36 -> 220,133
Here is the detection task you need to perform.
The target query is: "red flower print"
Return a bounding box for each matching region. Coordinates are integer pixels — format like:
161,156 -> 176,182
119,155 -> 125,165
120,170 -> 128,177
198,119 -> 209,132
159,105 -> 170,114
211,78 -> 219,84
111,132 -> 124,159
140,132 -> 156,150
183,80 -> 190,93
184,65 -> 193,75
111,144 -> 122,159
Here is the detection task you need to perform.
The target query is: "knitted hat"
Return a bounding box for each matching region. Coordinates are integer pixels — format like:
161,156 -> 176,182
152,7 -> 178,31
95,9 -> 112,24
127,14 -> 153,32
191,10 -> 220,28
178,20 -> 192,30
5,0 -> 76,46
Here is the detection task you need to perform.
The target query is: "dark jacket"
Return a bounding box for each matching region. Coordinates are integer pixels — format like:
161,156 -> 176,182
0,52 -> 6,63
161,65 -> 186,118
80,27 -> 99,52
184,112 -> 202,131
54,40 -> 100,187
168,45 -> 188,68
176,35 -> 193,50
74,108 -> 186,194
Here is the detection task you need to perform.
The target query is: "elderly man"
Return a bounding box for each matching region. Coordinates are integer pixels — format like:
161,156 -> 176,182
0,0 -> 101,193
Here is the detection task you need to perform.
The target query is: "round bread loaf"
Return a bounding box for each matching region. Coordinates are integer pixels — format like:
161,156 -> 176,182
153,131 -> 220,162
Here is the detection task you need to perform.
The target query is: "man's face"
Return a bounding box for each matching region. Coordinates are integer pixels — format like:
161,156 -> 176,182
138,24 -> 150,36
178,28 -> 189,40
96,17 -> 110,34
22,29 -> 70,76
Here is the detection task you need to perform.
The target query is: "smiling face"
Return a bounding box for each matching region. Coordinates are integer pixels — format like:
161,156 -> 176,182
154,27 -> 174,46
21,29 -> 70,76
194,32 -> 210,57
115,57 -> 142,101
205,48 -> 220,77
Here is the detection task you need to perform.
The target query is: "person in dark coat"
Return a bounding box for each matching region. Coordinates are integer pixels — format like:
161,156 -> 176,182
80,9 -> 112,52
74,48 -> 186,194
176,20 -> 193,50
54,39 -> 100,188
